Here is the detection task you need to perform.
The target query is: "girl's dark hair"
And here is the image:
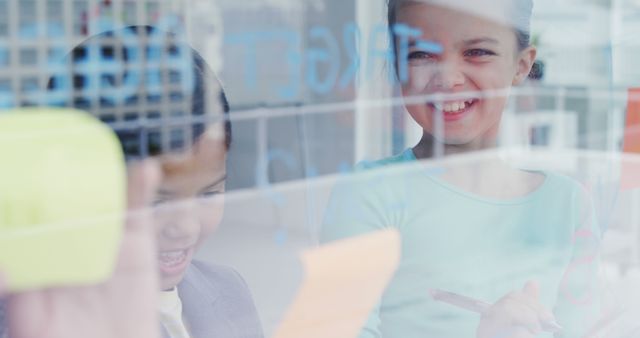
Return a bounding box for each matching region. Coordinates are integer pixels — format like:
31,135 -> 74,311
48,25 -> 231,159
387,0 -> 537,78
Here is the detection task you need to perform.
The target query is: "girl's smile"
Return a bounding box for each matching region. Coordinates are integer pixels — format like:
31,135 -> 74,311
427,98 -> 479,122
158,246 -> 195,277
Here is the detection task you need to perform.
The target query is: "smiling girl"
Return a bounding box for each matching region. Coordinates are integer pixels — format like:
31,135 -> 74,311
321,1 -> 601,337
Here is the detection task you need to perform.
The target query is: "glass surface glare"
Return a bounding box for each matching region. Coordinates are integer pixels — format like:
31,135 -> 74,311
1,1 -> 640,338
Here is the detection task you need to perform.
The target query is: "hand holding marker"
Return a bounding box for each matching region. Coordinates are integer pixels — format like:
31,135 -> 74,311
430,287 -> 563,333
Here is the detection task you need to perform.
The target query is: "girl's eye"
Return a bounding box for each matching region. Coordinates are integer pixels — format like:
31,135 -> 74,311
152,199 -> 170,207
199,190 -> 223,200
408,51 -> 435,61
464,49 -> 496,57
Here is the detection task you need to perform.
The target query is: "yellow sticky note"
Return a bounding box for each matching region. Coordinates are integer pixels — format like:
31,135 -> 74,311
0,108 -> 126,292
273,229 -> 401,338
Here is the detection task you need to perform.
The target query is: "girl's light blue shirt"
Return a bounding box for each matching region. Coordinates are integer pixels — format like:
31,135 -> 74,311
321,149 -> 601,338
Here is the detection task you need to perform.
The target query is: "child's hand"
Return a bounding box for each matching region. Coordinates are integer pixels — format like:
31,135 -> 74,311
476,281 -> 557,338
4,160 -> 161,338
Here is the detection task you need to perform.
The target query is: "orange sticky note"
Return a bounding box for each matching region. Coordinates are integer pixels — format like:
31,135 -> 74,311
272,229 -> 400,338
621,88 -> 640,191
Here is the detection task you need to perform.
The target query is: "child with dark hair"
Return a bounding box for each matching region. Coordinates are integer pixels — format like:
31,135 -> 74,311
1,25 -> 262,338
68,25 -> 261,338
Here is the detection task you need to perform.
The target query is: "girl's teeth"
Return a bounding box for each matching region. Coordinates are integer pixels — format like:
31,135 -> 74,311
443,101 -> 465,113
432,99 -> 474,113
159,250 -> 187,266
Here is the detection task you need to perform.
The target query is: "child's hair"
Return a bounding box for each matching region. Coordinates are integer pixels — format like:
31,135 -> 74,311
387,0 -> 537,75
48,25 -> 232,159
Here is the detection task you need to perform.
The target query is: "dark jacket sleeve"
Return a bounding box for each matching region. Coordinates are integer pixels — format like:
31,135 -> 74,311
190,260 -> 264,338
0,299 -> 6,338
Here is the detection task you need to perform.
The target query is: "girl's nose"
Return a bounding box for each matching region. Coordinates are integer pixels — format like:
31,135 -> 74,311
159,200 -> 200,242
432,61 -> 465,89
